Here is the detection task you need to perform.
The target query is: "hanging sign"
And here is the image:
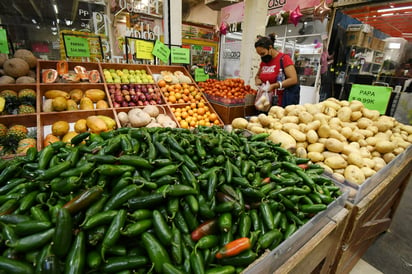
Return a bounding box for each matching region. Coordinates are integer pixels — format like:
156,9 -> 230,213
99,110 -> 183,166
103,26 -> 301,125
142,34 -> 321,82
171,47 -> 190,64
135,39 -> 154,60
152,40 -> 170,63
348,84 -> 392,114
195,68 -> 209,82
0,29 -> 9,54
64,35 -> 91,57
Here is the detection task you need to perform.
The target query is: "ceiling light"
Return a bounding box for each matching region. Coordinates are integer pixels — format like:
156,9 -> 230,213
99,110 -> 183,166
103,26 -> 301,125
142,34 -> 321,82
377,6 -> 412,13
32,19 -> 37,24
51,27 -> 57,31
53,4 -> 59,14
381,13 -> 394,17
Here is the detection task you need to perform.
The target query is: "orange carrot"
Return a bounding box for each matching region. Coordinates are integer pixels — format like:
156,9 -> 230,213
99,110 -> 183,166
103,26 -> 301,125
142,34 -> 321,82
215,237 -> 251,259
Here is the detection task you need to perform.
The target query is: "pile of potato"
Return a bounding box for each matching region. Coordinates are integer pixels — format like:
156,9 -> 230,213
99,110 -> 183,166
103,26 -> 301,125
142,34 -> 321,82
231,98 -> 412,185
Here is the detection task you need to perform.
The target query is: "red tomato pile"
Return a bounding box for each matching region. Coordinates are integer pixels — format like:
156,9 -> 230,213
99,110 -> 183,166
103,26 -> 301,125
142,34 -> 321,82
198,78 -> 257,105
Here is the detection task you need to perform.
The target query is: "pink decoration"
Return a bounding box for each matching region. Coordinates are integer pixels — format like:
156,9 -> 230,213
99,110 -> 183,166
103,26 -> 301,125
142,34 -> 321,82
220,22 -> 228,35
314,0 -> 331,22
289,6 -> 303,26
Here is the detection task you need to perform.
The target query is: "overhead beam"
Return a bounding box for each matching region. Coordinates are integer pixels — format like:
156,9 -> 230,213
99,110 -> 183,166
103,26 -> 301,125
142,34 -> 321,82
29,0 -> 43,20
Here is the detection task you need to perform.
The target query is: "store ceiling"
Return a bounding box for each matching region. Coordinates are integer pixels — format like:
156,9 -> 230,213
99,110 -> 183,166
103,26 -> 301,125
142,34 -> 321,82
341,1 -> 412,42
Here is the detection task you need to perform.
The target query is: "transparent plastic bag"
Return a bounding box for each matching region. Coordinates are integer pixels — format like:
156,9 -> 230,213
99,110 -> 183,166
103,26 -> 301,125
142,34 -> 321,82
255,81 -> 272,112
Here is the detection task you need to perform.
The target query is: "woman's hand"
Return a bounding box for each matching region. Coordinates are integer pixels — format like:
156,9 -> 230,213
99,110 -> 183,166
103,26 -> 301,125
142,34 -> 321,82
255,78 -> 262,86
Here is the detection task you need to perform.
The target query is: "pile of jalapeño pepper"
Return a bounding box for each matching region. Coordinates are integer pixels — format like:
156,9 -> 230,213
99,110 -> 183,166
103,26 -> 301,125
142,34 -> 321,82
0,126 -> 342,274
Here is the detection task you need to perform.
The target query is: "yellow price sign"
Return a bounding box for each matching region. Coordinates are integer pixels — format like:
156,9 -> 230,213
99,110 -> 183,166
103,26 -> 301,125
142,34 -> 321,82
135,40 -> 154,60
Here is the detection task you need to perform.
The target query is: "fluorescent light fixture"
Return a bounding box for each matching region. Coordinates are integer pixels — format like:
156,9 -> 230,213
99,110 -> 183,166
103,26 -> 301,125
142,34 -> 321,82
382,13 -> 394,17
388,42 -> 401,49
402,33 -> 412,35
32,19 -> 37,24
378,6 -> 412,13
53,4 -> 58,14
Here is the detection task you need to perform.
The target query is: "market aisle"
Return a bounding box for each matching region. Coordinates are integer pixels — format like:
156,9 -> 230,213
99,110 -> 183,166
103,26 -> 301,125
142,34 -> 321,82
361,175 -> 412,274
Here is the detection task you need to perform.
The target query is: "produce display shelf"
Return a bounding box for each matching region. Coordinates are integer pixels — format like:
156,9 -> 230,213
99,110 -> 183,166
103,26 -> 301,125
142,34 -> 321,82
325,145 -> 412,204
244,185 -> 349,273
331,150 -> 412,273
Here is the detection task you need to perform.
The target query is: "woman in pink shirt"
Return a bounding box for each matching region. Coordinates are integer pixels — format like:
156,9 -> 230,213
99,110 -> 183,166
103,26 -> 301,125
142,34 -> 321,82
254,33 -> 300,107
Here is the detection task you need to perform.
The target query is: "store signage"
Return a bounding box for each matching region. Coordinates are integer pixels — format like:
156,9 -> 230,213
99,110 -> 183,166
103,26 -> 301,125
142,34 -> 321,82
0,29 -> 9,54
124,23 -> 161,41
135,39 -> 154,60
268,0 -> 286,11
64,35 -> 91,57
348,84 -> 392,114
195,68 -> 209,82
171,47 -> 190,64
117,0 -> 161,16
152,40 -> 170,63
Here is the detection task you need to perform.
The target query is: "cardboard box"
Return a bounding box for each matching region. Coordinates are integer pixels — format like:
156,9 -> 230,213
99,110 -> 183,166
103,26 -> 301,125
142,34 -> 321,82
362,33 -> 373,49
371,37 -> 380,51
377,39 -> 386,52
346,30 -> 366,47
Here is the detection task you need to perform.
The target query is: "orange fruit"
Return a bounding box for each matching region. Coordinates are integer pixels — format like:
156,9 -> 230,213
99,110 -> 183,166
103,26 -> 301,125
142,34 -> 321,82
180,120 -> 189,129
214,119 -> 220,125
169,95 -> 177,103
197,107 -> 205,115
209,113 -> 218,122
197,102 -> 205,108
158,79 -> 166,87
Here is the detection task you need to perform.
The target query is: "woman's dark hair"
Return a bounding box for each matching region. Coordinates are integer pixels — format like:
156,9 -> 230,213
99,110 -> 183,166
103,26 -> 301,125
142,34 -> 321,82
254,33 -> 276,49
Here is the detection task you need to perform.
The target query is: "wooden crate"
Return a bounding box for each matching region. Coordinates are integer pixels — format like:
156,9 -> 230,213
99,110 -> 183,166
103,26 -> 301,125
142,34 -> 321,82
330,156 -> 412,273
272,208 -> 349,274
210,102 -> 258,125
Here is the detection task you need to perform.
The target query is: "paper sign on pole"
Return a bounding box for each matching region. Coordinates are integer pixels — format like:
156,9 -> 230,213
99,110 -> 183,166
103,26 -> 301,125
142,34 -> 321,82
195,68 -> 209,82
348,84 -> 392,114
64,35 -> 90,57
135,39 -> 154,60
171,47 -> 190,64
152,40 -> 170,63
0,29 -> 9,54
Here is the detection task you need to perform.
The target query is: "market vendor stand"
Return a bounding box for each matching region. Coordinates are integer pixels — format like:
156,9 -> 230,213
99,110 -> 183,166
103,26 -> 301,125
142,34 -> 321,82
330,147 -> 412,273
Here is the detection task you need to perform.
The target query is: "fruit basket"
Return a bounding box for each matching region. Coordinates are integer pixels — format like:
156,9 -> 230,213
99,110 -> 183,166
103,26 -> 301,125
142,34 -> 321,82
39,109 -> 117,149
100,63 -> 154,84
114,105 -> 178,129
169,102 -> 223,129
38,60 -> 102,84
106,83 -> 164,108
39,83 -> 111,112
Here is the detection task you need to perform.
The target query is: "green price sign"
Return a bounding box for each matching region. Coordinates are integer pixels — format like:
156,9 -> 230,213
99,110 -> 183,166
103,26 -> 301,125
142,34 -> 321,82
171,47 -> 190,64
0,29 -> 9,54
195,68 -> 209,82
135,39 -> 154,60
152,40 -> 170,63
64,35 -> 90,57
348,84 -> 392,114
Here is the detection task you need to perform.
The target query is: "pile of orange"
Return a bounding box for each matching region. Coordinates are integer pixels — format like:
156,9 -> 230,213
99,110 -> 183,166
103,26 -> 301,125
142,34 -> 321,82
170,102 -> 221,129
160,83 -> 204,104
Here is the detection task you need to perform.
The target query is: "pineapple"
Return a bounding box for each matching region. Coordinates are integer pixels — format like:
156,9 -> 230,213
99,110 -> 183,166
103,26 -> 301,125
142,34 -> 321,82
18,88 -> 36,107
6,124 -> 28,150
18,105 -> 36,114
0,90 -> 19,114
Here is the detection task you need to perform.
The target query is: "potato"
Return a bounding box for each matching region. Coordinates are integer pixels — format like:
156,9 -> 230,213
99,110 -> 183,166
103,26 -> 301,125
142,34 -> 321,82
307,152 -> 324,162
393,147 -> 405,155
375,140 -> 395,153
342,144 -> 359,156
358,139 -> 368,148
282,123 -> 300,132
296,142 -> 308,149
347,153 -> 364,168
318,124 -> 331,138
358,129 -> 373,138
268,106 -> 285,119
359,147 -> 372,158
317,162 -> 333,174
371,151 -> 381,157
361,166 -> 376,178
339,100 -> 350,107
280,116 -> 299,124
298,111 -> 313,124
270,121 -> 283,130
304,103 -> 322,115
357,117 -> 373,129
349,100 -> 364,111
250,126 -> 266,134
363,158 -> 376,169
313,113 -> 330,124
247,122 -> 261,131
231,117 -> 249,129
337,106 -> 352,122
249,116 -> 259,123
401,124 -> 412,134
323,151 -> 342,159
340,127 -> 352,139
325,155 -> 347,169
307,120 -> 321,131
329,129 -> 346,142
374,116 -> 395,132
362,108 -> 380,121
373,157 -> 386,171
295,147 -> 307,159
306,130 -> 319,144
289,128 -> 306,142
344,165 -> 365,185
350,111 -> 363,121
332,173 -> 346,183
365,137 -> 378,146
318,138 -> 327,144
323,107 -> 337,117
348,131 -> 364,142
383,152 -> 396,163
268,130 -> 296,150
322,99 -> 341,110
258,113 -> 271,127
325,138 -> 344,153
307,143 -> 325,153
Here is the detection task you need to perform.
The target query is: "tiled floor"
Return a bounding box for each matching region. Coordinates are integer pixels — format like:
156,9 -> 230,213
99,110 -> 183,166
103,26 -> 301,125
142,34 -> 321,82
350,259 -> 383,274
